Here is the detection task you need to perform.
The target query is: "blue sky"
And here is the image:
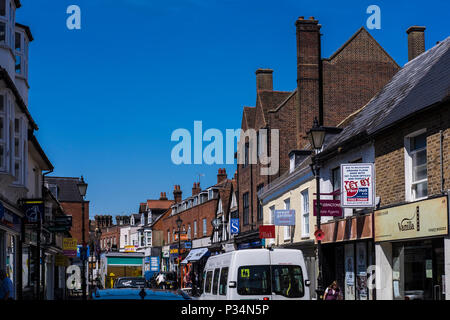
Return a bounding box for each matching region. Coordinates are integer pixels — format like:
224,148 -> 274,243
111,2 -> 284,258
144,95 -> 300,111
17,0 -> 449,217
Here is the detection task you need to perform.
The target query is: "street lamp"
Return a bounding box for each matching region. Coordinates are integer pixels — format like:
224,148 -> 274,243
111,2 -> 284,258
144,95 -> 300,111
307,118 -> 326,300
77,176 -> 88,301
176,215 -> 183,289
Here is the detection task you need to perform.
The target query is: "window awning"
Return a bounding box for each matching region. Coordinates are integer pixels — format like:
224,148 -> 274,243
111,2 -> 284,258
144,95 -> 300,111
181,248 -> 210,264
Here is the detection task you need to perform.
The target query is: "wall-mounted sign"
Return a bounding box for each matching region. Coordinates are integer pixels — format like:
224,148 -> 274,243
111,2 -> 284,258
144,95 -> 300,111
259,225 -> 275,239
230,218 -> 240,235
124,245 -> 136,252
341,163 -> 375,208
23,200 -> 44,224
63,238 -> 78,257
313,200 -> 342,217
149,256 -> 160,272
274,210 -> 295,226
374,196 -> 448,242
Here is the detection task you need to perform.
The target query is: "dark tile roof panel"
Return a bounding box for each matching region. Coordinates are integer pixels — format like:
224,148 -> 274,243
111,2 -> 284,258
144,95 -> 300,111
45,177 -> 84,202
325,37 -> 450,151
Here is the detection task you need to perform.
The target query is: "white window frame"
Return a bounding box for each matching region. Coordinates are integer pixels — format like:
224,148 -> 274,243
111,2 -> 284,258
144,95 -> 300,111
269,205 -> 275,225
194,220 -> 197,237
301,189 -> 310,237
284,198 -> 291,241
404,129 -> 428,202
203,218 -> 207,236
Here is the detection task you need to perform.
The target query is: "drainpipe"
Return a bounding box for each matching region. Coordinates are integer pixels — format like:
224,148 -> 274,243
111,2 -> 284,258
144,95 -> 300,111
440,130 -> 444,194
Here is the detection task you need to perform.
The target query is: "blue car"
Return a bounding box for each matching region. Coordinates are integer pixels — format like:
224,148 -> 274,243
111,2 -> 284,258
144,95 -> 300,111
91,288 -> 192,300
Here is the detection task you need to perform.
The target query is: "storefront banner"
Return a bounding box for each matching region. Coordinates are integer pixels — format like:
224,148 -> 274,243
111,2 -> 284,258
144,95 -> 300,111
274,210 -> 295,226
341,164 -> 375,208
313,200 -> 342,217
63,238 -> 78,257
374,196 -> 448,242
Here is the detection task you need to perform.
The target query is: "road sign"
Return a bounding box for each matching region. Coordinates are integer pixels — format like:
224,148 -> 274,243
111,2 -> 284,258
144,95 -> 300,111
230,218 -> 240,235
259,225 -> 275,239
313,200 -> 343,217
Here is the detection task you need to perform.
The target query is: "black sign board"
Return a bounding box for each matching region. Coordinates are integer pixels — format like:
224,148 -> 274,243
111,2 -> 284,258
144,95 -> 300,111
23,200 -> 44,224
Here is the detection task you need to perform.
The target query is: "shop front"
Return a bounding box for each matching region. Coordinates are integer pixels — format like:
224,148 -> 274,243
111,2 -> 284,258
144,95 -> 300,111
0,201 -> 22,299
321,213 -> 374,300
374,195 -> 449,300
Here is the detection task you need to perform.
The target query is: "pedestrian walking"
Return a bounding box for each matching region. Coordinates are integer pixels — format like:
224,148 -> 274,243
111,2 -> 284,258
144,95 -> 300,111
0,269 -> 14,301
323,281 -> 341,300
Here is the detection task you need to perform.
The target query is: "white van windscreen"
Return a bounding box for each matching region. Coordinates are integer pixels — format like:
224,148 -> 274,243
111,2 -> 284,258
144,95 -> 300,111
237,265 -> 305,298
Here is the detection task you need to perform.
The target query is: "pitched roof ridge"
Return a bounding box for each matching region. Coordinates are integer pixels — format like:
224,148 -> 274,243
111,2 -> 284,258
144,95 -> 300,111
269,88 -> 298,113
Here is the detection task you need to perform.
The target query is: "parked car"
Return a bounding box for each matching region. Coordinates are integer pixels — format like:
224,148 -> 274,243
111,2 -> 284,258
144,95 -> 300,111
91,288 -> 193,300
200,248 -> 311,300
113,277 -> 147,289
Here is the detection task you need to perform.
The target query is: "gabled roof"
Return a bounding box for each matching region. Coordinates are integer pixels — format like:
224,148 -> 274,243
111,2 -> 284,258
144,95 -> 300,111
243,106 -> 256,128
324,37 -> 450,152
44,177 -> 85,202
257,91 -> 292,127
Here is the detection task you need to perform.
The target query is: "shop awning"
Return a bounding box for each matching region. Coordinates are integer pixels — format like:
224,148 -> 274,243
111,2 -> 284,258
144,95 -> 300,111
181,248 -> 210,264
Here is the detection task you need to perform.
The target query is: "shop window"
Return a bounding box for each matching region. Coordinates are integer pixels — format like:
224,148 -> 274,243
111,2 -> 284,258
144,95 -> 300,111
219,267 -> 229,295
405,130 -> 428,201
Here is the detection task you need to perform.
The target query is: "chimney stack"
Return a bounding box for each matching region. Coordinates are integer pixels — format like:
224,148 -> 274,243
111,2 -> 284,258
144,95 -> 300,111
192,182 -> 201,196
295,16 -> 322,148
217,168 -> 227,184
173,185 -> 182,203
159,192 -> 168,200
255,69 -> 273,92
407,26 -> 426,61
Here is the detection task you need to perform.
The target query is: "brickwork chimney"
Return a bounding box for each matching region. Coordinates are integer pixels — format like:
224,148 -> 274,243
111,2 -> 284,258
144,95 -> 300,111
192,182 -> 201,196
407,26 -> 426,61
255,69 -> 273,92
159,192 -> 168,200
173,185 -> 182,203
217,168 -> 227,184
295,16 -> 322,148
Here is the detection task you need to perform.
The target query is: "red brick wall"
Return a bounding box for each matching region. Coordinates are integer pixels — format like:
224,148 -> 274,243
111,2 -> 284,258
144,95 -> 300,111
99,226 -> 120,250
61,201 -> 90,245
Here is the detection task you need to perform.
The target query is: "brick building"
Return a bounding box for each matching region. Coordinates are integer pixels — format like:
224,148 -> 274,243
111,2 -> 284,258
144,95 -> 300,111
153,169 -> 234,273
316,31 -> 450,300
236,16 -> 400,247
45,176 -> 90,245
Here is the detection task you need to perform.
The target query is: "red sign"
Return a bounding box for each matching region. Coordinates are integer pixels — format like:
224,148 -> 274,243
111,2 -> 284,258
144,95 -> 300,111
313,200 -> 342,217
259,225 -> 275,239
314,229 -> 325,241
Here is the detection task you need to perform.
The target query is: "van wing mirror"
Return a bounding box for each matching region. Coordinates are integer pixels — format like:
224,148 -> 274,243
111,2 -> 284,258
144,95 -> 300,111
229,281 -> 237,288
305,280 -> 311,287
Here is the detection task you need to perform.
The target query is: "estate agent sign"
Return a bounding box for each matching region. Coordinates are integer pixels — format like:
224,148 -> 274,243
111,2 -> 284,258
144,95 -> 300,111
341,163 -> 375,208
374,196 -> 448,242
274,210 -> 295,226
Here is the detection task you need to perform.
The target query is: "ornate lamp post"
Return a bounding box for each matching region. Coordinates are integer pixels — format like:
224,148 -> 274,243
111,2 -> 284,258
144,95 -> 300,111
307,118 -> 327,300
77,176 -> 88,301
176,215 -> 183,289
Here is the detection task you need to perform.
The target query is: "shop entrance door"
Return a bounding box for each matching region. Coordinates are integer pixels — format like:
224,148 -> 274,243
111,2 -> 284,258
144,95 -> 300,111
393,239 -> 444,300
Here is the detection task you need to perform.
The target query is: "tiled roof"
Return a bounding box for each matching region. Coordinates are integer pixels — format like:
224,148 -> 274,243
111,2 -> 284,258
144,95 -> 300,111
146,199 -> 173,210
45,177 -> 84,202
257,91 -> 292,126
324,37 -> 450,152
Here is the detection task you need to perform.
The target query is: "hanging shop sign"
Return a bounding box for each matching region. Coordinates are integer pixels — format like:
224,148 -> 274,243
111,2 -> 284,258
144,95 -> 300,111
274,210 -> 296,226
313,200 -> 342,217
63,238 -> 78,257
341,163 -> 375,208
230,218 -> 240,235
259,225 -> 275,239
374,196 -> 448,242
23,200 -> 44,224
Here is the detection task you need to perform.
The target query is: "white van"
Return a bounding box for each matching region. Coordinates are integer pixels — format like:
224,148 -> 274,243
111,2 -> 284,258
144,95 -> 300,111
199,248 -> 310,300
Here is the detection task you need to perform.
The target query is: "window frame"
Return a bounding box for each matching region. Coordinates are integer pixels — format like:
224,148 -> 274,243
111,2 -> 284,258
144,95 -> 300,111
404,129 -> 428,202
243,192 -> 249,226
283,198 -> 291,241
301,189 -> 310,237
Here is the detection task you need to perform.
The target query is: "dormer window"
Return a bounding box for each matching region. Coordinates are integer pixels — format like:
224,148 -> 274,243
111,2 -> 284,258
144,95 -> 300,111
193,196 -> 198,206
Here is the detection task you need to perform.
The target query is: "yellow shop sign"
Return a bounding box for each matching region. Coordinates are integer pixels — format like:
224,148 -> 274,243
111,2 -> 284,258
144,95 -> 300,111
374,196 -> 448,242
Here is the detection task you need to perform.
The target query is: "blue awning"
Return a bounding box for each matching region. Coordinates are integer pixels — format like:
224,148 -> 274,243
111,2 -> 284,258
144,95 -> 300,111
181,248 -> 210,264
